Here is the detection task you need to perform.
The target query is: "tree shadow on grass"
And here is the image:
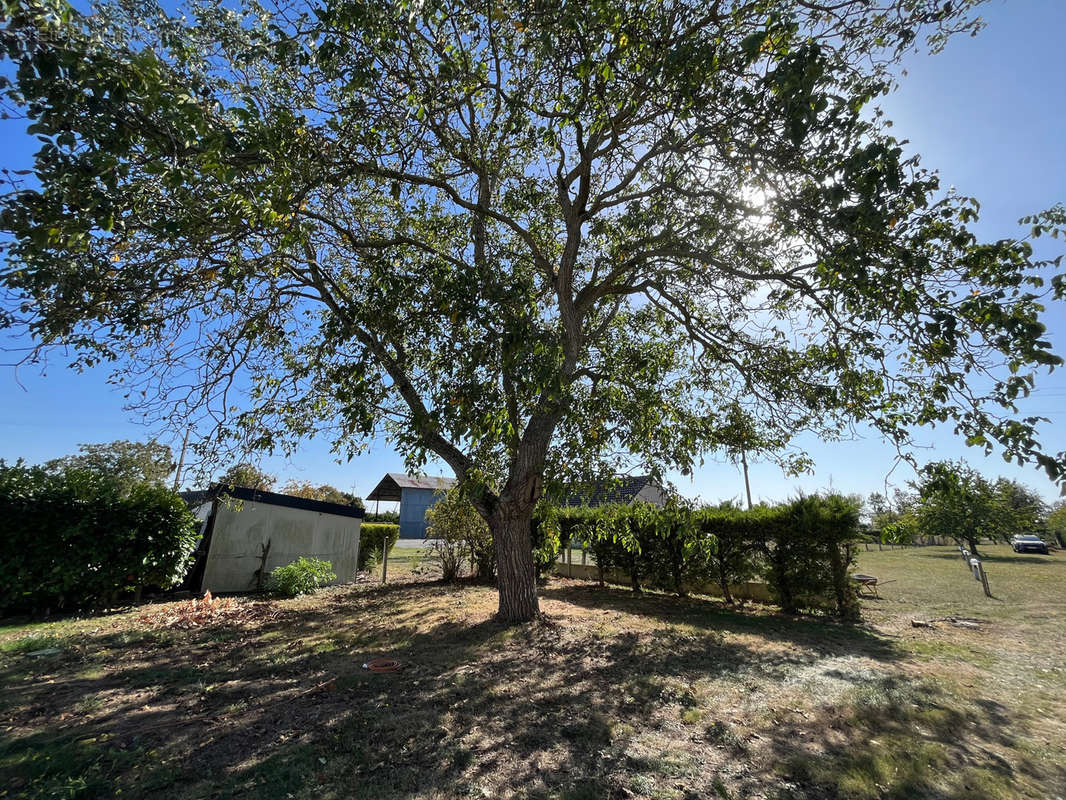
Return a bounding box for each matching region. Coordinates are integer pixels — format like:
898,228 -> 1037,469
913,550 -> 1057,566
1,579 -> 1054,800
759,674 -> 1062,799
540,581 -> 897,662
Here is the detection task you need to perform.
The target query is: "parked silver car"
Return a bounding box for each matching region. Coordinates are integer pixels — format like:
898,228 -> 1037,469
1011,534 -> 1049,555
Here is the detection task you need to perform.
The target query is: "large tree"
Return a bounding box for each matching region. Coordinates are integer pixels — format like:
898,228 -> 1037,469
45,439 -> 174,487
1,0 -> 1064,620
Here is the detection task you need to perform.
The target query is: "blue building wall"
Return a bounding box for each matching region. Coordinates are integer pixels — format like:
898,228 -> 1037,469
399,487 -> 444,538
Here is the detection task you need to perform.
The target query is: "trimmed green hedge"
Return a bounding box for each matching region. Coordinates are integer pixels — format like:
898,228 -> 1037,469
0,462 -> 199,615
693,504 -> 762,604
759,495 -> 861,617
537,495 -> 862,617
358,523 -> 399,570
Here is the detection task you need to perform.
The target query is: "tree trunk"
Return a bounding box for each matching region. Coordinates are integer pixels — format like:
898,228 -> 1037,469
717,560 -> 734,605
489,501 -> 540,622
472,408 -> 561,622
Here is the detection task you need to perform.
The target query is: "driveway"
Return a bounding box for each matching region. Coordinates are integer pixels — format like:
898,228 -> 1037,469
392,537 -> 437,549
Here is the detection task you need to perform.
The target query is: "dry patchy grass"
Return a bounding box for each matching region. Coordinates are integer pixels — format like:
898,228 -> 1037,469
1,545 -> 1063,800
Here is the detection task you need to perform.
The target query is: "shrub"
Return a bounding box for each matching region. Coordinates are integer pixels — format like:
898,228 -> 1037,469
433,535 -> 466,583
358,523 -> 399,570
0,461 -> 199,614
585,504 -> 645,590
529,512 -> 562,578
269,557 -> 336,597
426,488 -> 494,582
760,494 -> 862,617
530,503 -> 582,578
596,502 -> 713,595
638,501 -> 707,596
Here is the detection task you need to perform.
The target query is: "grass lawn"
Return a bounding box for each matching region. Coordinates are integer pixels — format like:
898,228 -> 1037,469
2,544 -> 1064,800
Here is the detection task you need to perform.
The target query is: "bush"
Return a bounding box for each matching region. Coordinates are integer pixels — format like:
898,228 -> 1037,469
0,461 -> 199,615
433,534 -> 466,583
425,488 -> 494,582
358,523 -> 399,570
638,502 -> 706,596
530,507 -> 567,576
581,502 -> 708,595
269,557 -> 336,597
760,495 -> 862,617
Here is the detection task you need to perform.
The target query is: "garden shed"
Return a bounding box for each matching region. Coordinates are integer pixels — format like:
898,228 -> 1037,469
181,486 -> 364,593
366,472 -> 456,538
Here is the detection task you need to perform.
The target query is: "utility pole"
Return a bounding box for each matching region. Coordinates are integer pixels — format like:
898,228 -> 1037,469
172,428 -> 191,493
740,448 -> 753,511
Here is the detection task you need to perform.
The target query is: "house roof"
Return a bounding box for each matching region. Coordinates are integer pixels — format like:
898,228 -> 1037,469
563,475 -> 658,507
366,472 -> 457,502
180,485 -> 366,519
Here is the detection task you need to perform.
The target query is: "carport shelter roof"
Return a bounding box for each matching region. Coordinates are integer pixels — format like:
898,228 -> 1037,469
366,472 -> 457,502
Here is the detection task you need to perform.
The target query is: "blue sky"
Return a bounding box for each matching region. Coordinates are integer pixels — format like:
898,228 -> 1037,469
1,0 -> 1064,506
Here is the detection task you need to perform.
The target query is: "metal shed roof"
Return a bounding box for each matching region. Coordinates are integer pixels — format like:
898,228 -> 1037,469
180,485 -> 366,518
366,472 -> 456,502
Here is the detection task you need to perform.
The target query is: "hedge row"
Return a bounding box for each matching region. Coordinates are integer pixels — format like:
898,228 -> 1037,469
535,495 -> 862,617
0,463 -> 200,615
358,523 -> 400,570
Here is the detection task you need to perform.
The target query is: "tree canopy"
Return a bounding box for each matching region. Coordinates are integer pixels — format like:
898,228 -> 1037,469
45,439 -> 174,487
1048,501 -> 1066,543
1,0 -> 1064,619
280,479 -> 363,507
217,462 -> 276,492
884,460 -> 1047,555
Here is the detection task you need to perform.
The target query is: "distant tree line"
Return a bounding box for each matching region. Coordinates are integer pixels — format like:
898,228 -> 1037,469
32,441 -> 376,510
214,461 -> 365,508
45,440 -> 176,488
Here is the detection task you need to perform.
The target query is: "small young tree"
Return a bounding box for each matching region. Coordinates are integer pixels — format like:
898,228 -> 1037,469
425,488 -> 495,582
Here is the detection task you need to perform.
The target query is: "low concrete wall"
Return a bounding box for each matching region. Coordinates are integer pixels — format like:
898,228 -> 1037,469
201,500 -> 361,593
552,561 -> 772,603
